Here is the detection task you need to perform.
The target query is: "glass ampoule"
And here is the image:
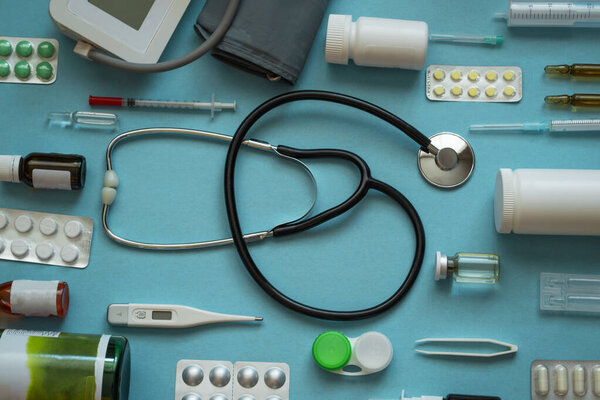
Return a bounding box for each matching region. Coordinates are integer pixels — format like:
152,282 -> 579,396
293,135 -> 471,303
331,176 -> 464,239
0,152 -> 86,190
435,251 -> 499,284
0,279 -> 69,317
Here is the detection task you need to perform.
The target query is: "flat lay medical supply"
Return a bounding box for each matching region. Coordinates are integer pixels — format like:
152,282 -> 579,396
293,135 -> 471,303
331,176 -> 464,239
540,273 -> 600,313
415,338 -> 518,358
545,64 -> 600,78
48,111 -> 118,130
470,119 -> 600,134
0,208 -> 93,268
0,280 -> 69,317
0,152 -> 86,190
101,90 -> 478,320
89,94 -> 236,119
494,169 -> 600,236
325,15 -> 502,71
312,331 -> 393,376
49,0 -> 241,73
196,0 -> 328,84
531,360 -> 600,400
545,94 -> 600,108
426,65 -> 522,103
0,37 -> 58,84
107,303 -> 262,328
0,329 -> 130,400
175,360 -> 289,400
496,1 -> 600,27
370,390 -> 501,400
435,251 -> 499,284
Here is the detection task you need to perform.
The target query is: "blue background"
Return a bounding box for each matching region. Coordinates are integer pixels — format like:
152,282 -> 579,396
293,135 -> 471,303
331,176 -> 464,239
1,1 -> 600,399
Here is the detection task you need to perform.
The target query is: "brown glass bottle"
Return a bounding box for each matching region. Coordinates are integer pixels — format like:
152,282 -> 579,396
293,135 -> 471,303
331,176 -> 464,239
0,152 -> 85,190
0,280 -> 69,317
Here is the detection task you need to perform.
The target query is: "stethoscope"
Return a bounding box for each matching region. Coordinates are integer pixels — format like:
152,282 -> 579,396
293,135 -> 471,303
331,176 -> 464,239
101,90 -> 475,321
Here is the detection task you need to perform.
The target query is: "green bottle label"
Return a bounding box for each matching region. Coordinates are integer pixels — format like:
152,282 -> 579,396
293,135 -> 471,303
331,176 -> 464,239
0,329 -> 110,400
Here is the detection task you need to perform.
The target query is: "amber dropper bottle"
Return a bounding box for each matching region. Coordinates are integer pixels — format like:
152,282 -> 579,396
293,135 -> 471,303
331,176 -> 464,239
0,280 -> 69,317
0,152 -> 85,190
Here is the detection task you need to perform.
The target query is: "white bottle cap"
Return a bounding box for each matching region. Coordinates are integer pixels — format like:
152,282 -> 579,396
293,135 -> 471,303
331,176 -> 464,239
435,251 -> 448,280
325,14 -> 352,64
353,331 -> 393,371
0,155 -> 22,182
494,168 -> 515,234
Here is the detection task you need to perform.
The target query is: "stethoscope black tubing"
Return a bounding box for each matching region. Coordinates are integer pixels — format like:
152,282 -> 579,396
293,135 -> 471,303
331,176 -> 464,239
224,90 -> 427,320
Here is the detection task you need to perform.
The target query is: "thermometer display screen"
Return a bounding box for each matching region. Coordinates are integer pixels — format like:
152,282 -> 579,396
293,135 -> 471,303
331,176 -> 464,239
88,0 -> 156,30
152,311 -> 173,320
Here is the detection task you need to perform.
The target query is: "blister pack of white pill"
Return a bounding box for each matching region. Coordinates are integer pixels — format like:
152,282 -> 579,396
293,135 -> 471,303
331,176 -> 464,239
175,360 -> 290,400
531,360 -> 600,400
426,65 -> 522,103
0,37 -> 59,84
0,208 -> 93,268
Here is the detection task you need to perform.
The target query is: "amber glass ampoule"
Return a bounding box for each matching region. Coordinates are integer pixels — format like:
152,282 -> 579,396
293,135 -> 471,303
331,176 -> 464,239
0,152 -> 85,190
544,94 -> 600,108
0,280 -> 69,317
545,64 -> 600,78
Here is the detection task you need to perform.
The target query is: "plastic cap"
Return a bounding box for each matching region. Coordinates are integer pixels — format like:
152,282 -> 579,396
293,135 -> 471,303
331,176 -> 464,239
325,14 -> 352,64
494,169 -> 515,234
435,251 -> 448,280
0,155 -> 21,183
312,331 -> 352,370
353,332 -> 393,370
107,304 -> 129,325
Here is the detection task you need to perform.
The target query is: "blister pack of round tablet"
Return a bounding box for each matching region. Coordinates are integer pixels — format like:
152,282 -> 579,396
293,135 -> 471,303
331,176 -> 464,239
175,360 -> 290,400
0,36 -> 59,85
426,65 -> 522,103
0,208 -> 93,268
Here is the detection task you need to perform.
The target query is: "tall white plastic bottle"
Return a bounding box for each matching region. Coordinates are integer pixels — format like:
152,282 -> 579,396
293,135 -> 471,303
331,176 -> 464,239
325,14 -> 429,70
494,168 -> 600,235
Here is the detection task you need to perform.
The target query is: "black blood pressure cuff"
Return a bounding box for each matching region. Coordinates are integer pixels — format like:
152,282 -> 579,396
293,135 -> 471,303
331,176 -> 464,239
194,0 -> 329,85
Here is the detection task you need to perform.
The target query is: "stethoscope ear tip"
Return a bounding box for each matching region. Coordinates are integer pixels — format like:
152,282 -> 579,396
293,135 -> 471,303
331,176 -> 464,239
417,132 -> 475,189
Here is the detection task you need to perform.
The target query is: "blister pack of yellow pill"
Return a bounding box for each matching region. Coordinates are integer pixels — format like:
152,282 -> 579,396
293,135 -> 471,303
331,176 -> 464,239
426,65 -> 522,103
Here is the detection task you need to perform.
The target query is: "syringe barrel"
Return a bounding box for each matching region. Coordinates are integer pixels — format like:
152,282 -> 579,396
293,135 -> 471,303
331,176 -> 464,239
550,119 -> 600,132
504,1 -> 600,27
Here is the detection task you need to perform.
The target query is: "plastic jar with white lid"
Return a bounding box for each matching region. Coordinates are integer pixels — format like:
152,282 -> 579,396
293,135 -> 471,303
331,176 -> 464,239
494,168 -> 600,236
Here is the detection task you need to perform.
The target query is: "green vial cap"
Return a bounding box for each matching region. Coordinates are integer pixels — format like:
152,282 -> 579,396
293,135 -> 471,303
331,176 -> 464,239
0,60 -> 10,77
37,41 -> 56,59
312,331 -> 352,370
14,61 -> 31,79
16,41 -> 33,58
0,40 -> 12,57
36,62 -> 53,80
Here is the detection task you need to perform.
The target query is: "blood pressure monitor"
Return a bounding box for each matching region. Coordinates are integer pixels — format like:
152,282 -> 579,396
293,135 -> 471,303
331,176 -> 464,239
49,0 -> 191,63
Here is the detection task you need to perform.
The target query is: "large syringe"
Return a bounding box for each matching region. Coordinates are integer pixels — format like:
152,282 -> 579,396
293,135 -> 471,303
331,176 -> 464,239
470,119 -> 600,133
496,1 -> 600,27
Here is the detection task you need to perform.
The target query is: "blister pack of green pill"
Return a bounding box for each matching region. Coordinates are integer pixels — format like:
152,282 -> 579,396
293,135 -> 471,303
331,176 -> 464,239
0,36 -> 58,85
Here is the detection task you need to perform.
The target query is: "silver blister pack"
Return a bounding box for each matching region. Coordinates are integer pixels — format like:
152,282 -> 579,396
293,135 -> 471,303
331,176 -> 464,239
175,360 -> 290,400
0,208 -> 93,268
531,359 -> 600,400
426,65 -> 522,103
0,36 -> 59,85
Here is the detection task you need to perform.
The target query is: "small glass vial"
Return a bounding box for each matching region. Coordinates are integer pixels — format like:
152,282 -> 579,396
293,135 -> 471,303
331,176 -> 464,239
0,152 -> 86,190
0,280 -> 69,317
435,251 -> 499,284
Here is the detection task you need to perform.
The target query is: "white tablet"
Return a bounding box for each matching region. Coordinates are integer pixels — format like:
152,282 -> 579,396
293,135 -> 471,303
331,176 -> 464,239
49,0 -> 191,63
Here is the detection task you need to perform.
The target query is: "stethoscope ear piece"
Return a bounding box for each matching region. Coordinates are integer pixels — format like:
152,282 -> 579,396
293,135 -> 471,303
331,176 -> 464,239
417,132 -> 475,188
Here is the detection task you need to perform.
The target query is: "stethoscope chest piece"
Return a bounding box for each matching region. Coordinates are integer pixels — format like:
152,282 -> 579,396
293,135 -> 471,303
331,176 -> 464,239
417,132 -> 475,188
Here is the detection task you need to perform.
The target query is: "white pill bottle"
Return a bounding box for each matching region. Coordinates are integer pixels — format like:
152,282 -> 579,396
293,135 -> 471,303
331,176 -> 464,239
325,14 -> 429,70
494,168 -> 600,236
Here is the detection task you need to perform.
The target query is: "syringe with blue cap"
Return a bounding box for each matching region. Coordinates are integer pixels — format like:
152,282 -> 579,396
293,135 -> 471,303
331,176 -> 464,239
470,119 -> 600,134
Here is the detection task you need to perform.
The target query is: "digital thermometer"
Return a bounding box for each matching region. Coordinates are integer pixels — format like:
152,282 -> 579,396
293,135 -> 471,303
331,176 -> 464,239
107,303 -> 262,328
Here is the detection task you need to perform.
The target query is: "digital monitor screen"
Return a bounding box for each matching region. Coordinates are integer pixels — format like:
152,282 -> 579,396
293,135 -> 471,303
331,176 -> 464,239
152,311 -> 173,320
88,0 -> 156,30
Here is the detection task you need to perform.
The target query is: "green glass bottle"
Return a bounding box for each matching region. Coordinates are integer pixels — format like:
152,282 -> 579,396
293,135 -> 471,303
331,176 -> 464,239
0,329 -> 130,400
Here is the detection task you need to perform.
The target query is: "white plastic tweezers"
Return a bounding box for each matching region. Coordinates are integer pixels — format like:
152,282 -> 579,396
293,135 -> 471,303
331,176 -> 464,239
415,338 -> 518,358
